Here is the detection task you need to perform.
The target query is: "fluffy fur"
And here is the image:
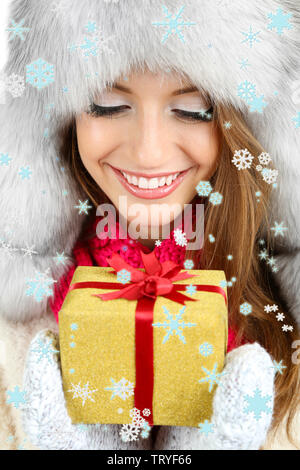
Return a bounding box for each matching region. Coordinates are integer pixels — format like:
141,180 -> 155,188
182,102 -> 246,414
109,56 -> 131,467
0,0 -> 300,323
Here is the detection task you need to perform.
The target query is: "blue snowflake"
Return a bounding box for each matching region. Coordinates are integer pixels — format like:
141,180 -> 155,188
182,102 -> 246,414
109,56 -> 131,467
30,337 -> 59,363
219,280 -> 227,289
26,58 -> 55,90
25,268 -> 56,302
292,112 -> 300,128
185,284 -> 197,295
85,21 -> 98,33
152,5 -> 196,44
71,323 -> 78,331
70,341 -> 76,348
240,302 -> 252,316
152,305 -> 197,344
267,8 -> 293,36
0,153 -> 12,166
199,342 -> 213,357
6,18 -> 30,41
74,199 -> 93,215
208,234 -> 215,243
243,387 -> 272,421
237,81 -> 256,103
271,221 -> 288,237
18,166 -> 32,180
6,386 -> 27,409
184,259 -> 194,269
239,58 -> 250,70
196,180 -> 212,197
104,377 -> 134,400
241,26 -> 261,48
271,359 -> 287,375
249,95 -> 268,113
198,362 -> 226,392
117,268 -> 131,284
54,251 -> 68,265
198,419 -> 214,436
209,192 -> 223,206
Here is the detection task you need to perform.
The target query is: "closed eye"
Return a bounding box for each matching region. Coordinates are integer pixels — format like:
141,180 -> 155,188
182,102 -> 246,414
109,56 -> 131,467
87,103 -> 214,122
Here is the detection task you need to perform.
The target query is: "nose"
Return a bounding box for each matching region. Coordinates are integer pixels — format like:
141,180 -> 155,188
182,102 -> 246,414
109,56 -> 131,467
131,106 -> 171,170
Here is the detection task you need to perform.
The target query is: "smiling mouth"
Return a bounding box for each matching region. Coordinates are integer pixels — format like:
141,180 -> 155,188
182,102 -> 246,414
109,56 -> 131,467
108,164 -> 193,200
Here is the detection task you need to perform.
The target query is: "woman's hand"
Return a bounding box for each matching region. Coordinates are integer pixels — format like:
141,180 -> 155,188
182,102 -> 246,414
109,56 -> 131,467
154,343 -> 275,450
21,329 -> 152,450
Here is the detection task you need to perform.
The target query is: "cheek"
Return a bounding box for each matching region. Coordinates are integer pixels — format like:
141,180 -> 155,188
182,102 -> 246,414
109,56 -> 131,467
189,125 -> 220,168
76,116 -> 111,165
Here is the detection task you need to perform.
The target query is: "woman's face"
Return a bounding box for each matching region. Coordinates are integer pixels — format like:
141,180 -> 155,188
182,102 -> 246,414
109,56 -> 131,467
76,69 -> 220,238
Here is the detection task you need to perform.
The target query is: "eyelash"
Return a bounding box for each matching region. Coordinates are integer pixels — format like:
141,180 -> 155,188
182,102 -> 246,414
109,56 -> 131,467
88,103 -> 214,122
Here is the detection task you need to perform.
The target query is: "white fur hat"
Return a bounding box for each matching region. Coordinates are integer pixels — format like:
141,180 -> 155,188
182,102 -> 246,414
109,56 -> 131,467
1,0 -> 300,323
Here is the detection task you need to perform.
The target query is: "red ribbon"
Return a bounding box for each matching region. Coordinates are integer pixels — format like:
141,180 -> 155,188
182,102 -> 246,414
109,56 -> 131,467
68,250 -> 227,425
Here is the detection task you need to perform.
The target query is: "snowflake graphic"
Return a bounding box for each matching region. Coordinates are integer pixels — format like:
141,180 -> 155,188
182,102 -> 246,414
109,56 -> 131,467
261,168 -> 278,185
18,166 -> 32,180
6,18 -> 30,41
196,180 -> 213,197
6,386 -> 27,409
152,5 -> 196,44
209,191 -> 223,206
224,121 -> 232,129
25,268 -> 57,302
271,221 -> 288,237
26,58 -> 55,90
276,313 -> 285,322
0,153 -> 12,166
186,284 -> 197,295
259,249 -> 269,261
68,23 -> 115,60
0,240 -> 18,259
240,302 -> 252,316
258,152 -> 272,166
292,112 -> 300,128
5,74 -> 25,98
243,387 -> 272,421
239,58 -> 250,70
241,26 -> 261,48
173,228 -> 187,247
68,381 -> 98,406
74,199 -> 93,215
120,423 -> 140,442
117,268 -> 131,284
249,95 -> 267,113
198,362 -> 226,392
152,305 -> 196,344
140,422 -> 151,439
20,245 -> 38,258
267,8 -> 293,36
237,81 -> 256,102
104,377 -> 134,400
198,419 -> 214,436
54,251 -> 68,265
219,280 -> 227,289
155,240 -> 162,247
232,149 -> 254,170
271,360 -> 287,375
184,259 -> 194,270
199,342 -> 214,357
208,234 -> 215,243
71,323 -> 78,331
142,408 -> 151,417
30,337 -> 59,363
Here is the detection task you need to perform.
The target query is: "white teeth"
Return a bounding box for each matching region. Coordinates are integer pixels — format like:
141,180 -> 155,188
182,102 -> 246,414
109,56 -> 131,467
159,177 -> 166,187
138,177 -> 148,189
121,170 -> 181,189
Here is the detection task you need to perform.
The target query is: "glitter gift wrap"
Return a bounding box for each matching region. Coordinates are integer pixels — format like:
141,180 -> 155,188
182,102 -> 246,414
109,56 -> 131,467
59,262 -> 228,427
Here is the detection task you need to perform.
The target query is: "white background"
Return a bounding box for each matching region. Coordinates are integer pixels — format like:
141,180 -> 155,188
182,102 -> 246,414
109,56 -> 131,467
0,0 -> 11,71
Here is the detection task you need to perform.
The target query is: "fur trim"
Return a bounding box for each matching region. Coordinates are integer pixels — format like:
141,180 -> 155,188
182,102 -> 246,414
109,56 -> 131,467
1,0 -> 300,321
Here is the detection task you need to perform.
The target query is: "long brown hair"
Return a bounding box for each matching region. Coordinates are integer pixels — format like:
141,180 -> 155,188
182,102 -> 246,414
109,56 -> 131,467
58,99 -> 300,447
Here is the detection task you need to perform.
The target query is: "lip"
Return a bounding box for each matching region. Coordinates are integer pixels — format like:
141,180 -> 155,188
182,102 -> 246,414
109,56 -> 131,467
110,165 -> 193,200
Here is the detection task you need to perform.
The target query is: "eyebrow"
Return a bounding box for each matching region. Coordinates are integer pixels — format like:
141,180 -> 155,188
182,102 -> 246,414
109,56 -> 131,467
111,83 -> 200,96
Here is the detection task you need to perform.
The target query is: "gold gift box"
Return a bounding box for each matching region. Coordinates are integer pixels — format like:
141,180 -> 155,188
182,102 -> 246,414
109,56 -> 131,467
59,266 -> 228,427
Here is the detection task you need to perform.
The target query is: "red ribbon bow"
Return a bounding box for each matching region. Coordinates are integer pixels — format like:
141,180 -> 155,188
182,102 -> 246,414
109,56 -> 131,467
68,250 -> 227,426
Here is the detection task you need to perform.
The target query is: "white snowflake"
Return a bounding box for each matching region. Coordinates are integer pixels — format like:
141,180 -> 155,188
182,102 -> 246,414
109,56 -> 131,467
261,168 -> 278,185
232,149 -> 254,170
104,377 -> 134,400
155,240 -> 162,247
258,152 -> 272,166
276,313 -> 285,322
173,228 -> 187,247
0,240 -> 18,259
68,381 -> 98,406
20,245 -> 38,258
25,268 -> 57,302
120,423 -> 140,442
